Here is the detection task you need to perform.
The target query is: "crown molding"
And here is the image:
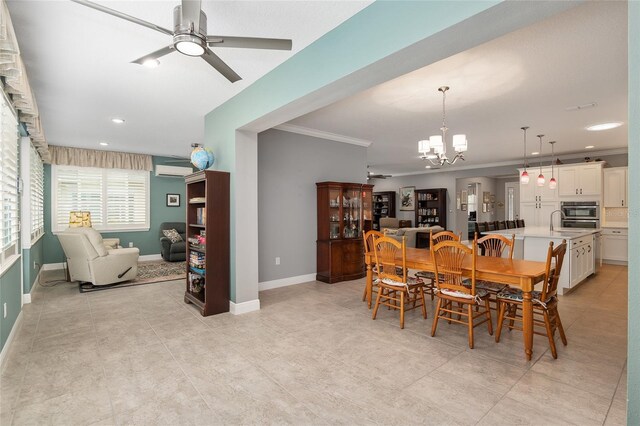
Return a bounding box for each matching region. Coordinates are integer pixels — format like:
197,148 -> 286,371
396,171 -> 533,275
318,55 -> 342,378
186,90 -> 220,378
273,124 -> 372,147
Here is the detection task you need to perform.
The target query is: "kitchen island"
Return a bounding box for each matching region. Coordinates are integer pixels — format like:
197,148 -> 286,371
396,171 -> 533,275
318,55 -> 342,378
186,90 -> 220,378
487,227 -> 600,294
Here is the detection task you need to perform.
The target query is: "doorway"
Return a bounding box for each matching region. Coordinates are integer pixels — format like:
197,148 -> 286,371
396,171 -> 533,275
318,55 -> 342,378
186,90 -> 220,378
505,182 -> 520,220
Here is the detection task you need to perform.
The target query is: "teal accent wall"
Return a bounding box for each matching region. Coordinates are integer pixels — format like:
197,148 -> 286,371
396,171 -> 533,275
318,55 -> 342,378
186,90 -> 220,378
0,260 -> 22,352
42,156 -> 189,264
627,1 -> 639,423
22,237 -> 44,294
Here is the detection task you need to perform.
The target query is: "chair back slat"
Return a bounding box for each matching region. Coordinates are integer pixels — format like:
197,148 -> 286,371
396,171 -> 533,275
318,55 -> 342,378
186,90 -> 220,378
486,221 -> 496,231
430,230 -> 461,247
432,240 -> 476,295
506,220 -> 516,229
373,236 -> 407,285
363,230 -> 384,254
476,233 -> 515,259
497,221 -> 507,230
540,240 -> 567,302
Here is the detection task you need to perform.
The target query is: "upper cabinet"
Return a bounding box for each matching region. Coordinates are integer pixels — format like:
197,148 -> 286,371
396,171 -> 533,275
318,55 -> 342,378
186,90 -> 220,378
558,164 -> 602,197
519,167 -> 558,203
603,167 -> 628,208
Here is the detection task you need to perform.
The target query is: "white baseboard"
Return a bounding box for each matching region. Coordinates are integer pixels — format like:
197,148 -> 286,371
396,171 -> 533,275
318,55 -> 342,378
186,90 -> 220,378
139,254 -> 162,262
42,262 -> 64,271
23,268 -> 41,304
229,299 -> 261,315
258,273 -> 316,291
0,311 -> 23,372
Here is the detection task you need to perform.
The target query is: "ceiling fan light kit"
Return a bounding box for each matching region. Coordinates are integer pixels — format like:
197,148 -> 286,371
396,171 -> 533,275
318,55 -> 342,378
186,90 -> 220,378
70,0 -> 292,82
418,86 -> 467,166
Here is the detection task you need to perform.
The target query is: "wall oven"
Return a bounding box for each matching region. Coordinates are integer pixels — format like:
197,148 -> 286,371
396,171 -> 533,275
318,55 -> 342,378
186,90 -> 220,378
561,201 -> 600,229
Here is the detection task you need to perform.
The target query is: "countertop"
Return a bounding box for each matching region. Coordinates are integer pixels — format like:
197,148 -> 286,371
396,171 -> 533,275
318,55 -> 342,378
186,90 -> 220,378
487,227 -> 601,240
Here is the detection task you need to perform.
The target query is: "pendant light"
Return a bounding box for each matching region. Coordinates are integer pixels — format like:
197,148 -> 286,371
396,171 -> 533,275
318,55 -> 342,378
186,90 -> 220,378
520,126 -> 530,184
548,141 -> 557,189
536,134 -> 545,186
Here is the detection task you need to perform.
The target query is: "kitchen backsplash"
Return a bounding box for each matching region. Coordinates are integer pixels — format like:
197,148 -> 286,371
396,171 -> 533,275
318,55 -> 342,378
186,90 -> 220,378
604,207 -> 628,226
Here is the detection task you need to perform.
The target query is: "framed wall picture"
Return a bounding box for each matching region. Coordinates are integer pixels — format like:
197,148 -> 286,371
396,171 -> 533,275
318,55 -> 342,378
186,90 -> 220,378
456,192 -> 461,210
399,186 -> 415,211
461,203 -> 467,211
483,191 -> 491,203
482,203 -> 487,213
166,193 -> 180,207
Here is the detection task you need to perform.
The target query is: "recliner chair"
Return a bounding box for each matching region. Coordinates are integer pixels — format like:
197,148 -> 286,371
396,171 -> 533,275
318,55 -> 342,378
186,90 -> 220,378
159,222 -> 186,262
57,227 -> 139,285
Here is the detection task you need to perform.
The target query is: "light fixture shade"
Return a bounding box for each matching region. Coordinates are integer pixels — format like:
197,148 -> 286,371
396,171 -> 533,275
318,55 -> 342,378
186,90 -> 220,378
175,40 -> 205,56
537,173 -> 545,186
548,177 -> 557,190
452,134 -> 467,152
520,170 -> 530,184
429,135 -> 443,152
418,139 -> 430,154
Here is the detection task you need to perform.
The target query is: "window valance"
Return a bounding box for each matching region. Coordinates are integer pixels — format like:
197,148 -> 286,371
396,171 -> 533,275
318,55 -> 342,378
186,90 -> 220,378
0,0 -> 50,162
48,145 -> 153,172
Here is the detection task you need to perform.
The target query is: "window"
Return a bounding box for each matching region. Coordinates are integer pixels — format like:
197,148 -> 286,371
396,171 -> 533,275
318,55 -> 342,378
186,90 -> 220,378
30,144 -> 44,241
52,165 -> 150,232
0,93 -> 19,266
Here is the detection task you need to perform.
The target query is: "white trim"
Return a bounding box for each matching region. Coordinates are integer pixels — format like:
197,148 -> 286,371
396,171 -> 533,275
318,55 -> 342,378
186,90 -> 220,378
0,311 -> 23,372
273,124 -> 372,147
0,254 -> 21,276
259,273 -> 316,291
42,262 -> 64,271
22,268 -> 40,304
139,254 -> 162,262
229,299 -> 260,315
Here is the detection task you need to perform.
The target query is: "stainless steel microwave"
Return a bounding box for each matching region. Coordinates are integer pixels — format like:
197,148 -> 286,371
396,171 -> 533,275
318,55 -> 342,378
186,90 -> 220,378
560,201 -> 599,220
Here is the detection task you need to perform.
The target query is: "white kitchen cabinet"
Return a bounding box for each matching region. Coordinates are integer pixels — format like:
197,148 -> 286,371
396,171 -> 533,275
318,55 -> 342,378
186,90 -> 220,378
569,235 -> 595,287
602,228 -> 628,262
603,167 -> 627,208
519,167 -> 557,203
558,164 -> 602,197
520,201 -> 560,228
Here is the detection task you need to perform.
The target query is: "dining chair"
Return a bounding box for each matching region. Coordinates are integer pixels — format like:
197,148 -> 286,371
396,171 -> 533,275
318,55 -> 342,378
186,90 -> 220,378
371,236 -> 427,329
477,222 -> 488,233
497,221 -> 507,230
506,220 -> 516,229
486,221 -> 496,231
516,219 -> 525,228
415,230 -> 461,300
495,240 -> 568,358
362,230 -> 384,303
468,233 -> 516,311
430,240 -> 493,349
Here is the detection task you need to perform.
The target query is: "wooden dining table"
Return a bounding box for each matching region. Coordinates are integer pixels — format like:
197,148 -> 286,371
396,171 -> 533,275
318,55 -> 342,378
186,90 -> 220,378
364,247 -> 548,360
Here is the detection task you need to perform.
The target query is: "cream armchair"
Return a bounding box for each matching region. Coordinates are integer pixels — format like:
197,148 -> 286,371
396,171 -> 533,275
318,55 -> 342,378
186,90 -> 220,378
57,227 -> 139,286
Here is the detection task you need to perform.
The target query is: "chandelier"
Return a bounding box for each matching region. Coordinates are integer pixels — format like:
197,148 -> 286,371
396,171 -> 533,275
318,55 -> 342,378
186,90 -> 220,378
418,86 -> 467,166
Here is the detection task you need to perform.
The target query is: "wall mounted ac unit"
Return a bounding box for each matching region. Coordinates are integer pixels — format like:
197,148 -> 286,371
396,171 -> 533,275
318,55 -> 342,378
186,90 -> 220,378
155,165 -> 192,178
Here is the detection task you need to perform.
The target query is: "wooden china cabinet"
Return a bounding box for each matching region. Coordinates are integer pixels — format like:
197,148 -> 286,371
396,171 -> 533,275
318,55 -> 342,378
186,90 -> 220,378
316,182 -> 374,283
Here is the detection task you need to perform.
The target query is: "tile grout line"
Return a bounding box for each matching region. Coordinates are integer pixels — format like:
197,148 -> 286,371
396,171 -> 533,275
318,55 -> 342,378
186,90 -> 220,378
602,358 -> 628,424
87,294 -> 120,426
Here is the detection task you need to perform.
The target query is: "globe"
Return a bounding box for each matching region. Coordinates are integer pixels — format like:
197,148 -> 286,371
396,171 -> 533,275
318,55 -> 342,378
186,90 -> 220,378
190,147 -> 215,171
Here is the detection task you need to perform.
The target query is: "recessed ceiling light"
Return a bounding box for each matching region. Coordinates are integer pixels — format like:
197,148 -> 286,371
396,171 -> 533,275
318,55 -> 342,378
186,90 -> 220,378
99,142 -> 109,146
425,165 -> 431,169
111,118 -> 125,124
586,122 -> 623,131
531,152 -> 539,156
585,145 -> 595,149
142,58 -> 160,68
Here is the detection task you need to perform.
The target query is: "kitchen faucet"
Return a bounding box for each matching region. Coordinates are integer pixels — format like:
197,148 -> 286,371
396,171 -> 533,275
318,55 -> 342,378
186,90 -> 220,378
550,209 -> 566,232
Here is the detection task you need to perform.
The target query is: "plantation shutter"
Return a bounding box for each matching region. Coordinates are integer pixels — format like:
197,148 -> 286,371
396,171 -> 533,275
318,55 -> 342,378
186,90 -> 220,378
1,93 -> 19,262
30,143 -> 44,240
54,167 -> 104,231
106,169 -> 148,228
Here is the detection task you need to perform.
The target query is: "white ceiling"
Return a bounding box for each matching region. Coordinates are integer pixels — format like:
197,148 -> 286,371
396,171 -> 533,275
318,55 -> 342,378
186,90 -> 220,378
7,0 -> 371,157
288,1 -> 628,175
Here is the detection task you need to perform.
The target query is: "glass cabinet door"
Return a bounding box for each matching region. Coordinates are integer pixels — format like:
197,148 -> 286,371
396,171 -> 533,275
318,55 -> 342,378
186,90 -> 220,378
342,187 -> 362,239
328,187 -> 341,239
362,187 -> 372,233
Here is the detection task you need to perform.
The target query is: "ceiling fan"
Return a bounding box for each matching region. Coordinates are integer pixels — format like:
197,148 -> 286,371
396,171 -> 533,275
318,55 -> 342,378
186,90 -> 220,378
367,170 -> 392,180
70,0 -> 292,82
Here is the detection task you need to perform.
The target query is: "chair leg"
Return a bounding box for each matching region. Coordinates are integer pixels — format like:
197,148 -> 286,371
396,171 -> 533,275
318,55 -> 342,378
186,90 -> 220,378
431,298 -> 442,337
372,287 -> 383,320
362,283 -> 367,302
411,288 -> 418,309
508,304 -> 517,331
457,302 -> 463,321
543,310 -> 558,359
495,301 -> 506,343
446,300 -> 453,324
554,307 -> 568,346
419,287 -> 427,319
400,291 -> 405,329
429,279 -> 435,300
484,298 -> 493,336
467,304 -> 474,349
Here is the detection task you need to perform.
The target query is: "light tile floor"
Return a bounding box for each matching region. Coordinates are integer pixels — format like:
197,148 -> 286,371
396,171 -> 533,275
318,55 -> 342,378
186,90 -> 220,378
0,264 -> 628,425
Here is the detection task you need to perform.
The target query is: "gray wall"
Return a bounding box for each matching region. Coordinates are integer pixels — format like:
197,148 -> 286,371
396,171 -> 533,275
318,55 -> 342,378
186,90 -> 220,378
494,177 -> 520,221
455,177 -> 498,236
257,129 -> 367,283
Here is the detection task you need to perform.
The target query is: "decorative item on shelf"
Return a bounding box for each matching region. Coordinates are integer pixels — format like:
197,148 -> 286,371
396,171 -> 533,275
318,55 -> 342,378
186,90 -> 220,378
190,143 -> 215,171
69,211 -> 92,227
418,86 -> 467,166
548,140 -> 558,190
166,193 -> 180,207
520,126 -> 530,184
189,197 -> 205,204
536,134 -> 545,186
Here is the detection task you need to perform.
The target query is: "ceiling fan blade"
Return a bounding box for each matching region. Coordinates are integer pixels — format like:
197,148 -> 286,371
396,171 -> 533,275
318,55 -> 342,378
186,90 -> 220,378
181,0 -> 202,33
206,35 -> 292,51
132,45 -> 175,65
70,0 -> 173,36
202,48 -> 241,82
